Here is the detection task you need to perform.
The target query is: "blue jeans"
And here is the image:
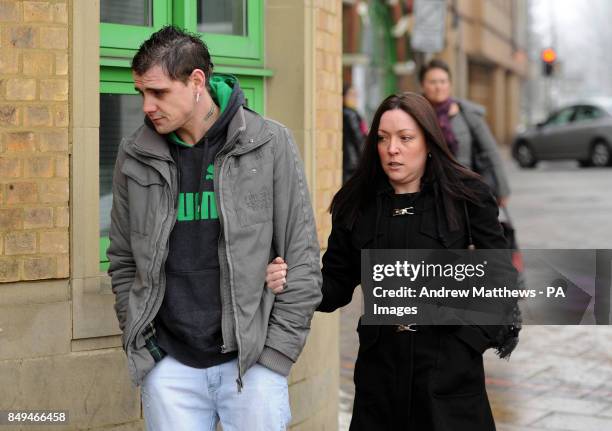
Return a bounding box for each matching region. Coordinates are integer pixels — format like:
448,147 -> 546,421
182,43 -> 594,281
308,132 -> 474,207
141,356 -> 291,431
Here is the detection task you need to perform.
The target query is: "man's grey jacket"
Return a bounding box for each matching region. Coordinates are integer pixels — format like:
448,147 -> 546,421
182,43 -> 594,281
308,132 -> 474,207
107,105 -> 323,386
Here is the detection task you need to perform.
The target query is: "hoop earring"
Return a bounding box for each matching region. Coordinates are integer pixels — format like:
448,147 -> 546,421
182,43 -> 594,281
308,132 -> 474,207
196,93 -> 200,103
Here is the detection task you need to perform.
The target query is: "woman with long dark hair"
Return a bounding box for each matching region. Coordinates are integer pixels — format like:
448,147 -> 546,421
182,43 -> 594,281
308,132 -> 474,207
267,92 -> 516,430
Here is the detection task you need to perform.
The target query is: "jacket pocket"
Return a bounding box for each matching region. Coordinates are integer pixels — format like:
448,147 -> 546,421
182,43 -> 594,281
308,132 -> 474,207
121,158 -> 164,187
121,158 -> 166,235
231,156 -> 274,227
433,332 -> 485,398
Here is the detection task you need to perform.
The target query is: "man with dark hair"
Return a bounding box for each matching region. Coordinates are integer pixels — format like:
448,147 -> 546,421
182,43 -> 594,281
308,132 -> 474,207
107,25 -> 322,430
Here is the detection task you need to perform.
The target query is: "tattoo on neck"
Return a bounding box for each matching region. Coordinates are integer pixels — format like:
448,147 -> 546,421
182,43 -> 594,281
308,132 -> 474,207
204,103 -> 216,122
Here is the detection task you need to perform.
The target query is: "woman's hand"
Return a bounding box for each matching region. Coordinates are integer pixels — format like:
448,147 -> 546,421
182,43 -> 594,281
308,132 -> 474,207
266,257 -> 287,294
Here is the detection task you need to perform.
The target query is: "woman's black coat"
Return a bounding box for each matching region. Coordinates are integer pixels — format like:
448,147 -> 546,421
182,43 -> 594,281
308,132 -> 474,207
319,179 -> 511,431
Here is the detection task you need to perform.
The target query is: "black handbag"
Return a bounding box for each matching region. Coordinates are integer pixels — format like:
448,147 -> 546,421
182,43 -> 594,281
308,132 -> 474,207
463,203 -> 522,359
459,106 -> 499,195
499,206 -> 523,274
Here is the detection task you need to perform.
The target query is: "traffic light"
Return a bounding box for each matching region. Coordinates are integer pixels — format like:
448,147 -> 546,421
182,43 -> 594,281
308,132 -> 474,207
541,48 -> 557,77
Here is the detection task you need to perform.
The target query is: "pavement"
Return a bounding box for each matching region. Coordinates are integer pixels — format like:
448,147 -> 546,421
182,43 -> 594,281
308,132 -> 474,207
338,157 -> 612,430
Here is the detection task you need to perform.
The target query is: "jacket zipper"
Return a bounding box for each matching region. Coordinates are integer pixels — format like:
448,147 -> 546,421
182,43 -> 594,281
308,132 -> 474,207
216,136 -> 272,392
217,153 -> 244,392
126,125 -> 271,384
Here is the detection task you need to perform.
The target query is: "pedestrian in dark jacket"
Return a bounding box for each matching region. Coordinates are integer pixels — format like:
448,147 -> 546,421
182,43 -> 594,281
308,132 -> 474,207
420,59 -> 511,206
342,84 -> 367,183
266,92 -> 517,430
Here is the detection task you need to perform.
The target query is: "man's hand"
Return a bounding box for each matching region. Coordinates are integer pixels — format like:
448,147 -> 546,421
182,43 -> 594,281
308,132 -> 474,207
497,195 -> 509,208
266,257 -> 287,294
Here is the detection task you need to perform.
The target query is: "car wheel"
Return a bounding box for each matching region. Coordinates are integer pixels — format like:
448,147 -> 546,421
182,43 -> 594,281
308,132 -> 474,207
589,141 -> 611,167
515,141 -> 537,168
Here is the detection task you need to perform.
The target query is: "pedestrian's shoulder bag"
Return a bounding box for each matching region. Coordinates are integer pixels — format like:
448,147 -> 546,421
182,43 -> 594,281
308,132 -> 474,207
463,202 -> 522,359
459,104 -> 499,196
499,206 -> 524,277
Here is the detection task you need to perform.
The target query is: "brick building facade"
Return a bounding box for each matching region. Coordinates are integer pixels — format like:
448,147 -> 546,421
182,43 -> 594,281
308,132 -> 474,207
1,0 -> 69,283
0,1 -> 342,429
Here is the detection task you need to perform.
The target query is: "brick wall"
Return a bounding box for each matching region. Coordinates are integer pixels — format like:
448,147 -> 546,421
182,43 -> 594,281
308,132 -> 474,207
0,0 -> 69,282
265,2 -> 342,429
314,0 -> 342,250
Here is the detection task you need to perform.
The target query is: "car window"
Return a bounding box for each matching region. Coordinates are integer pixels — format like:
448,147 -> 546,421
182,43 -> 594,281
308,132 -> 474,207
573,105 -> 605,122
546,107 -> 576,126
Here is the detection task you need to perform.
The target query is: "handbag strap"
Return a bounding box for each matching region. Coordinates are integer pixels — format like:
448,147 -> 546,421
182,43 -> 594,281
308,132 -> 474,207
463,201 -> 475,250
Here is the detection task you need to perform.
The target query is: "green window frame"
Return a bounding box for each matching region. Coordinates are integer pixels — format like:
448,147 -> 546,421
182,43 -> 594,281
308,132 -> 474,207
100,1 -> 264,67
99,71 -> 138,272
174,0 -> 264,67
100,1 -> 171,57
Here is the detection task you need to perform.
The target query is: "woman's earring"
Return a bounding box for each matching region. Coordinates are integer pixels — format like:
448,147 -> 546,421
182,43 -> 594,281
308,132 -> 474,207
428,152 -> 432,158
196,93 -> 200,103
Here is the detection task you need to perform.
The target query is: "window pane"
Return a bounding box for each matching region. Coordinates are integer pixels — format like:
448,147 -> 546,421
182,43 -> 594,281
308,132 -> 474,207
593,107 -> 605,119
100,94 -> 142,237
574,107 -> 590,122
548,108 -> 574,126
101,0 -> 153,26
197,0 -> 247,36
580,106 -> 604,121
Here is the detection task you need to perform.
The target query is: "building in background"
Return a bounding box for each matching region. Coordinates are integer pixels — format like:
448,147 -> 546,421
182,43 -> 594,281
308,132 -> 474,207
0,1 -> 341,429
441,0 -> 529,146
342,0 -> 412,121
343,0 -> 529,146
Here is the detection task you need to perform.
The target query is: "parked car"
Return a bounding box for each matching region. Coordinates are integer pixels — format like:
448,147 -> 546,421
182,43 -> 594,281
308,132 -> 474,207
512,98 -> 612,168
